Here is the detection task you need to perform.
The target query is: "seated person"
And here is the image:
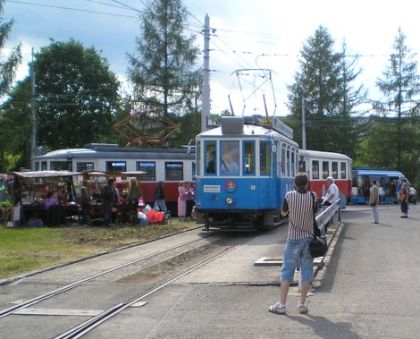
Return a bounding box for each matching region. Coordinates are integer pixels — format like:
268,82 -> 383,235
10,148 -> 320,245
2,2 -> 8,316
43,192 -> 59,209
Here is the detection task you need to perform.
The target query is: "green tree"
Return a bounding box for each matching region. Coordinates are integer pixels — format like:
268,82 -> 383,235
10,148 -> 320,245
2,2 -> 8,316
0,0 -> 21,97
374,28 -> 420,178
33,39 -> 120,150
0,79 -> 31,170
0,0 -> 23,171
127,0 -> 201,117
287,26 -> 363,156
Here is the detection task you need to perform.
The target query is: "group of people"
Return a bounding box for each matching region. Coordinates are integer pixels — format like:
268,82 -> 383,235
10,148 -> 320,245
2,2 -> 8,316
97,179 -> 195,226
368,179 -> 411,223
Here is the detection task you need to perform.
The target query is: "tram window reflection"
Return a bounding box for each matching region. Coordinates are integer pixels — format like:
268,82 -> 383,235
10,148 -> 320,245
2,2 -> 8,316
332,161 -> 338,179
340,162 -> 347,179
260,141 -> 271,176
322,161 -> 329,179
205,142 -> 216,175
243,141 -> 255,175
312,160 -> 319,179
220,141 -> 239,175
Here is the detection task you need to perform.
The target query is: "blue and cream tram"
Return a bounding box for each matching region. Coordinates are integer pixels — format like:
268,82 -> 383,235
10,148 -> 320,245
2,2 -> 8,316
194,116 -> 298,230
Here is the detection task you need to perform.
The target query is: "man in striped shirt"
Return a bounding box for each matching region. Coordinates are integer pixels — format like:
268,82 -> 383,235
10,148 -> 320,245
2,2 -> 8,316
269,173 -> 318,315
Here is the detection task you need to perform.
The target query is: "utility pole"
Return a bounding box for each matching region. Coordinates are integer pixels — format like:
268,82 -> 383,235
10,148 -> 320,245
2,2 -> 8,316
31,47 -> 37,169
201,14 -> 211,132
301,97 -> 307,150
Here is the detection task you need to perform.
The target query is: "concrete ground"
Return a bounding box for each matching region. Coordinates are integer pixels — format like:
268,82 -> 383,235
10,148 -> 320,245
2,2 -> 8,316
83,203 -> 420,338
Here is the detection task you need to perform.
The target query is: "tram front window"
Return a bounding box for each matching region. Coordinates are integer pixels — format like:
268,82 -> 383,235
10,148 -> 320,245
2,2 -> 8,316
220,141 -> 239,175
205,142 -> 216,175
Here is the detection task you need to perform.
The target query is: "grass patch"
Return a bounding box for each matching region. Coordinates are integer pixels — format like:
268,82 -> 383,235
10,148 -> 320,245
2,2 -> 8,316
0,219 -> 198,279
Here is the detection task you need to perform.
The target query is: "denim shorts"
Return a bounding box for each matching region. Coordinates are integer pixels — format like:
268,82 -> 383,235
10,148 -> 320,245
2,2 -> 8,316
281,237 -> 314,283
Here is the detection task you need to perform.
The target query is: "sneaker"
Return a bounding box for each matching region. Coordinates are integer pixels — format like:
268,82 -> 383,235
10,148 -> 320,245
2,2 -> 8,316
269,302 -> 286,315
297,303 -> 308,314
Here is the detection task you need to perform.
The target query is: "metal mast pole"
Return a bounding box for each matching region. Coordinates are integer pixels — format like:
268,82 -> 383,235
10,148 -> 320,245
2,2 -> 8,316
201,14 -> 211,132
31,47 -> 37,168
301,97 -> 306,150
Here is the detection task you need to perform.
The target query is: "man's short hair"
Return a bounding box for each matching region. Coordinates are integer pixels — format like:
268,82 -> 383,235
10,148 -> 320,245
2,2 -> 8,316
294,172 -> 308,189
326,176 -> 334,183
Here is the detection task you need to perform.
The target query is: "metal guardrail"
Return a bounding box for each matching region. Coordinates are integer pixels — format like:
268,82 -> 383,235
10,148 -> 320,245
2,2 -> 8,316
316,199 -> 341,234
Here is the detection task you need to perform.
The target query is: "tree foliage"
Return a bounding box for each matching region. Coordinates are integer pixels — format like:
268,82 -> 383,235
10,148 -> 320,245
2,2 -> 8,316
127,0 -> 201,117
0,0 -> 23,171
287,26 -> 364,157
33,39 -> 120,150
0,0 -> 22,98
360,28 -> 420,184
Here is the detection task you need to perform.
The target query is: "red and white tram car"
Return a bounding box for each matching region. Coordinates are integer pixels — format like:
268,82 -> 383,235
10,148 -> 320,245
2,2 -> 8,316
298,149 -> 352,205
32,143 -> 195,215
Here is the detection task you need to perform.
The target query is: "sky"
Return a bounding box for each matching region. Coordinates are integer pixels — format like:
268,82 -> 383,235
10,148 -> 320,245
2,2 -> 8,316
4,0 -> 420,116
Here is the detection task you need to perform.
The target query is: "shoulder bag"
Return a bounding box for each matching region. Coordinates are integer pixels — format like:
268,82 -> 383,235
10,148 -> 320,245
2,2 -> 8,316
309,192 -> 328,258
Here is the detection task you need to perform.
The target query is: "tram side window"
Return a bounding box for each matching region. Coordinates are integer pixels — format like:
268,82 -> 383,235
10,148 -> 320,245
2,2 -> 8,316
35,162 -> 40,171
298,159 -> 306,173
196,141 -> 200,176
312,160 -> 319,180
136,161 -> 156,181
332,161 -> 338,179
77,162 -> 94,172
41,161 -> 48,170
220,141 -> 240,175
205,141 -> 216,175
51,161 -> 72,171
165,162 -> 183,181
243,141 -> 255,175
322,161 -> 329,179
281,146 -> 286,176
291,151 -> 296,177
106,161 -> 126,172
260,141 -> 271,176
286,149 -> 290,177
340,162 -> 347,179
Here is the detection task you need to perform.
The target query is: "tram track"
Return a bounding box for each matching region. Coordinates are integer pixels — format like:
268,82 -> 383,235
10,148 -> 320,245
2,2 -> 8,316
0,228 -> 220,320
53,245 -> 240,339
0,228 -> 257,339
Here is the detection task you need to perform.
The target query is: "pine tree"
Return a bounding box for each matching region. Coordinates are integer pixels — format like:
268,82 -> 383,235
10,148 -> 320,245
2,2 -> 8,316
127,0 -> 201,117
287,26 -> 363,156
375,28 -> 420,176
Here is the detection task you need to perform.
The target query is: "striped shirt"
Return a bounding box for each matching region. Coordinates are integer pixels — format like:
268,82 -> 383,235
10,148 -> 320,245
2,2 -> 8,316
283,190 -> 315,240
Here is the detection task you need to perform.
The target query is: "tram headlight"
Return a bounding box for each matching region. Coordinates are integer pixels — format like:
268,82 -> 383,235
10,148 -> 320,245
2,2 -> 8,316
225,196 -> 234,205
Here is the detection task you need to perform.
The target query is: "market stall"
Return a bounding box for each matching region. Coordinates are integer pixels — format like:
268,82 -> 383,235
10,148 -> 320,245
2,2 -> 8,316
11,170 -> 81,226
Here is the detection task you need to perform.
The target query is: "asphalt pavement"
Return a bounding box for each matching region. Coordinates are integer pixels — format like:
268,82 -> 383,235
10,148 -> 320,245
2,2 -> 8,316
85,203 -> 420,339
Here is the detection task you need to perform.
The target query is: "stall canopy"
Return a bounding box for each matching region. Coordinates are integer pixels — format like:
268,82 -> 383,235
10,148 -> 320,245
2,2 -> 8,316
12,171 -> 81,178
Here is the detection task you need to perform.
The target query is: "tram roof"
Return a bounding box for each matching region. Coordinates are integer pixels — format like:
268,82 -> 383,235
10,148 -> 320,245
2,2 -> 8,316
34,145 -> 195,160
198,124 -> 292,139
298,149 -> 352,161
352,168 -> 404,177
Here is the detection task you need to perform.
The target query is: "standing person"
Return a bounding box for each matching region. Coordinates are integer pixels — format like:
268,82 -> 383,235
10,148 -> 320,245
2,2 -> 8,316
369,180 -> 380,224
269,173 -> 318,315
154,181 -> 167,213
400,182 -> 409,218
127,177 -> 139,224
186,182 -> 195,219
80,187 -> 91,225
101,178 -> 114,226
322,176 -> 339,206
177,182 -> 188,221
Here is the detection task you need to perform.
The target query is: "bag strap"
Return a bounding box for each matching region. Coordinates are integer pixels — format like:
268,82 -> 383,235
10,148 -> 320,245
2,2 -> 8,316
310,192 -> 318,237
